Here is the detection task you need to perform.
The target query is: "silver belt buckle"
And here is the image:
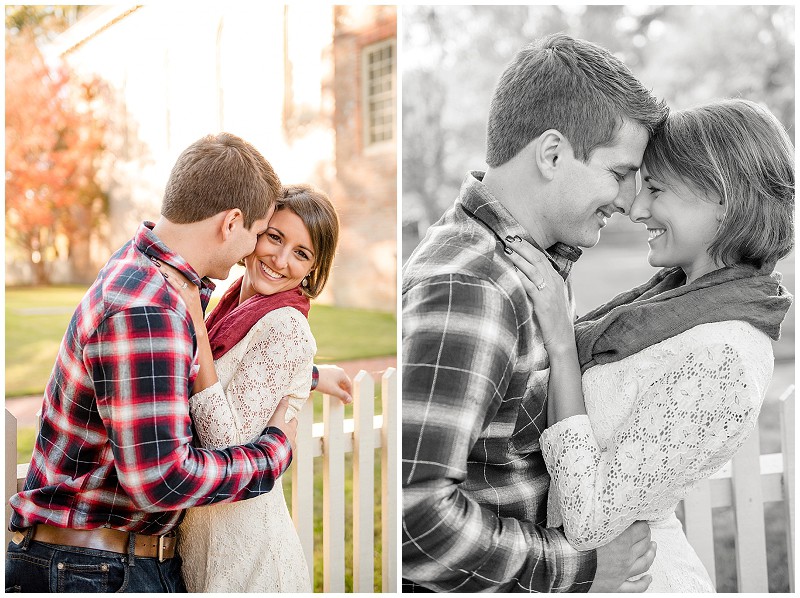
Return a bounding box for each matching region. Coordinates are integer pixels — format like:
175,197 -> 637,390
157,535 -> 167,562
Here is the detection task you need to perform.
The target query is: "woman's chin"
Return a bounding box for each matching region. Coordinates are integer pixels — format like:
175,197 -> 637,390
250,279 -> 280,297
646,251 -> 668,269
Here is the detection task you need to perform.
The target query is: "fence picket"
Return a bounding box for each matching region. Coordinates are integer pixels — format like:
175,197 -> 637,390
780,387 -> 795,592
381,368 -> 398,593
293,398 -> 315,579
353,372 -> 375,592
731,426 -> 768,591
322,393 -> 345,592
5,410 -> 17,548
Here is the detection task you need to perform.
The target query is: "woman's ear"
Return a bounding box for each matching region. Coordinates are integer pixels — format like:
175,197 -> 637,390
715,201 -> 727,224
535,129 -> 566,181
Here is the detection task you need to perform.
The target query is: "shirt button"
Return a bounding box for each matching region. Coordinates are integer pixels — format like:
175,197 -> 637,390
57,562 -> 65,570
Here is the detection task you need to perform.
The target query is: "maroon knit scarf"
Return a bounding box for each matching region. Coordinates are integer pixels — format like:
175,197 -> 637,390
205,276 -> 310,360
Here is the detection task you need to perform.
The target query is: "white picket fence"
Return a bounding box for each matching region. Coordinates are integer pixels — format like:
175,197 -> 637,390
680,385 -> 795,592
5,368 -> 397,593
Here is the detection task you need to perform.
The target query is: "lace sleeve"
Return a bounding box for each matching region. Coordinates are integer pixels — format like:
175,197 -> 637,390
540,340 -> 764,550
189,309 -> 316,450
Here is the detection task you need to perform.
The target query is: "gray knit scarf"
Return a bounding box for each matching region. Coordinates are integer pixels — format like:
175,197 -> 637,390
574,264 -> 793,373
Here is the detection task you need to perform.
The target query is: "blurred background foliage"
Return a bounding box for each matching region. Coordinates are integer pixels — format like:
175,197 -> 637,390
5,5 -> 110,285
402,4 -> 795,256
6,5 -> 89,39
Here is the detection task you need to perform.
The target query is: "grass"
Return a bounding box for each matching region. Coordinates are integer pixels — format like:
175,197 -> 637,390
5,285 -> 397,398
15,426 -> 38,466
309,305 -> 397,363
5,286 -> 87,397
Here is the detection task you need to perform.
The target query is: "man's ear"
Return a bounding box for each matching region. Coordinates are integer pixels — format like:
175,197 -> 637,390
220,208 -> 243,241
535,129 -> 566,181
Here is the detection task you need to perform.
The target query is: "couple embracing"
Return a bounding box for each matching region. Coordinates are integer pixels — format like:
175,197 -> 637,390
402,34 -> 793,592
6,133 -> 351,592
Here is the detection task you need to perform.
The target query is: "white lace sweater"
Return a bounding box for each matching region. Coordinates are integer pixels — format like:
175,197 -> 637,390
540,320 -> 773,550
188,306 -> 315,449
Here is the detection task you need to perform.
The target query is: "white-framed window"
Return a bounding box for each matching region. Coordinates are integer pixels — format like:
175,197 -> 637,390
362,38 -> 396,149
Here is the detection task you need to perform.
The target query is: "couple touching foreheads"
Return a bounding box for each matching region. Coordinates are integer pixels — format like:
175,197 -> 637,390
402,33 -> 793,592
7,133 -> 350,592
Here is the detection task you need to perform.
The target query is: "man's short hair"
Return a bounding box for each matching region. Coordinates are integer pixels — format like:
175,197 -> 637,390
643,98 -> 794,269
486,33 -> 668,167
161,132 -> 280,228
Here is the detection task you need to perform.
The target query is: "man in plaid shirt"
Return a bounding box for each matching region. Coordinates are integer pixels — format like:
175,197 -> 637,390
402,35 -> 668,592
6,133 -> 351,593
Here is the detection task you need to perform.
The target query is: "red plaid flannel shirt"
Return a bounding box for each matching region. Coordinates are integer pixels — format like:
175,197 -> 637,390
9,222 -> 292,535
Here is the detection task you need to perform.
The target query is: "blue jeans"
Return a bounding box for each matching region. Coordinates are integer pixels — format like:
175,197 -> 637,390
6,534 -> 187,593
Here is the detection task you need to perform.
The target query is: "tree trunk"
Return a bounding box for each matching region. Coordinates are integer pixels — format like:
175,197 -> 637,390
32,258 -> 50,286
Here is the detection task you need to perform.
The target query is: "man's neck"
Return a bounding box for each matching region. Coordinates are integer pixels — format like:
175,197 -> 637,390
482,167 -> 554,249
151,217 -> 209,277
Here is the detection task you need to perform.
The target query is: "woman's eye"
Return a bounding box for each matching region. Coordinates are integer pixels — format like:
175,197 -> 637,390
647,185 -> 661,196
296,250 -> 309,260
268,233 -> 281,242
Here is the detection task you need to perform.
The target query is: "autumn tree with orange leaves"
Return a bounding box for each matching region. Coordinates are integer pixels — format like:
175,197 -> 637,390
6,12 -> 109,284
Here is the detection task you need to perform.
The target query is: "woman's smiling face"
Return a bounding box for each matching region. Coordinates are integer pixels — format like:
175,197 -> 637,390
629,165 -> 724,284
241,208 -> 316,300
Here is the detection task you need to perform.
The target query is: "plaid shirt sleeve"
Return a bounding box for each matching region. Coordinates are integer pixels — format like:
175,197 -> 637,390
403,273 -> 593,592
85,305 -> 292,512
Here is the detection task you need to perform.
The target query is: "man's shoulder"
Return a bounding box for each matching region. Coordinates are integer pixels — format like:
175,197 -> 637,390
402,225 -> 532,332
403,212 -> 509,291
89,242 -> 183,322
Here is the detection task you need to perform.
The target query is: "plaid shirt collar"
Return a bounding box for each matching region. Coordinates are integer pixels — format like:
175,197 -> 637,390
135,221 -> 216,308
460,171 -> 582,280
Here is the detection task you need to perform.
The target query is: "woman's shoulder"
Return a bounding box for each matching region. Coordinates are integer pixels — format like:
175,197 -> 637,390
249,305 -> 312,329
676,320 -> 772,353
616,320 -> 773,378
653,321 -> 774,391
225,306 -> 314,351
646,321 -> 773,368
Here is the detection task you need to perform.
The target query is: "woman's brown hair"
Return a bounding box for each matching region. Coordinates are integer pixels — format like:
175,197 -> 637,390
276,184 -> 340,298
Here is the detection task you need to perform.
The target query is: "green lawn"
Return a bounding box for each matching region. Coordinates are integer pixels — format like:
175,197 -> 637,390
309,304 -> 396,364
5,286 -> 87,397
5,285 -> 396,398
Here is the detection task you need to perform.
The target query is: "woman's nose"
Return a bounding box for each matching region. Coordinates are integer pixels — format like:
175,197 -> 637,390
629,189 -> 651,223
272,251 -> 289,269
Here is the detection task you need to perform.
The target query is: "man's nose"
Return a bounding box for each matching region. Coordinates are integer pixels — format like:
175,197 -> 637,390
613,176 -> 638,215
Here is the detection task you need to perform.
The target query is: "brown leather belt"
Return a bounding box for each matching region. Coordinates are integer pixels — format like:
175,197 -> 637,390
11,523 -> 177,561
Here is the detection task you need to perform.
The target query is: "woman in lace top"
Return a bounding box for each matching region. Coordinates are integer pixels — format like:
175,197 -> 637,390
508,99 -> 793,592
162,185 -> 339,592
